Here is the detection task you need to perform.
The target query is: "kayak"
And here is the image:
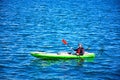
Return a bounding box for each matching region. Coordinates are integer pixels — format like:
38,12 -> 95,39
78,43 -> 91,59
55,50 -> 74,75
31,51 -> 95,59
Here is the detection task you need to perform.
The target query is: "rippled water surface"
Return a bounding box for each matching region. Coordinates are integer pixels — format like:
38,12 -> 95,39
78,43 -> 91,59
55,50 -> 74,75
0,0 -> 120,80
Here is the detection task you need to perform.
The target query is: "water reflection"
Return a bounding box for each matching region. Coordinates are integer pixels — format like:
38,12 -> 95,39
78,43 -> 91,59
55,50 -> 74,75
30,58 -> 95,68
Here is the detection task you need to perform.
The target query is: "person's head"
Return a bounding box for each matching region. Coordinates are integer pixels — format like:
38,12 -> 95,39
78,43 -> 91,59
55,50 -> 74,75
78,43 -> 82,48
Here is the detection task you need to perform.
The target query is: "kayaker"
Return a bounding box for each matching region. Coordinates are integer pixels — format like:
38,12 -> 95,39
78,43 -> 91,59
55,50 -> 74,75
74,43 -> 85,55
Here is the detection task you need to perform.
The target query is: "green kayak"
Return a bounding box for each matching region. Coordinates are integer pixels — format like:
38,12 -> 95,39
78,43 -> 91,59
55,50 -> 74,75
31,52 -> 95,59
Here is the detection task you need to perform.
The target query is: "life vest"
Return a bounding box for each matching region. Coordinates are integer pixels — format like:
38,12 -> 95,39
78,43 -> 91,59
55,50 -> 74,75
76,47 -> 84,55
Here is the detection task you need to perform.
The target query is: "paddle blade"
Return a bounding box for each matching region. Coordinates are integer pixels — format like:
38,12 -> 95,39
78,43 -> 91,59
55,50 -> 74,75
62,39 -> 67,45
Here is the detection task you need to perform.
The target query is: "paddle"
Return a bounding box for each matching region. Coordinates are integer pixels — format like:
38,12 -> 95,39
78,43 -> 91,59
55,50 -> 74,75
98,47 -> 111,57
62,39 -> 91,53
62,39 -> 110,57
86,45 -> 111,57
62,39 -> 85,61
62,39 -> 75,52
86,47 -> 91,50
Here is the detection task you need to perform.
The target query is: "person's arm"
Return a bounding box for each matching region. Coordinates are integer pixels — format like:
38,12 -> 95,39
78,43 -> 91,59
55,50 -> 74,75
70,47 -> 77,51
74,49 -> 77,51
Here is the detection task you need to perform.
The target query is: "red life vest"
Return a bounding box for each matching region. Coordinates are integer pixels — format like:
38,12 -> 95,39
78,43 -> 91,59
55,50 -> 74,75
76,47 -> 84,55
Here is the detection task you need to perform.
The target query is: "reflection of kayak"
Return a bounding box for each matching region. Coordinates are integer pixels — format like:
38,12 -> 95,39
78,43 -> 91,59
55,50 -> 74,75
31,52 -> 95,59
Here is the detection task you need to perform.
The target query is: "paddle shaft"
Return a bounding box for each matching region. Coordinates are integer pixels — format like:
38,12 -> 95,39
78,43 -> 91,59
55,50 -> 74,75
66,44 -> 74,52
62,39 -> 75,53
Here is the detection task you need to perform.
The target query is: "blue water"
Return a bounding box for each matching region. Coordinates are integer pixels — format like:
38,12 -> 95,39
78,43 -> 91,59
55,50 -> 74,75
0,0 -> 120,80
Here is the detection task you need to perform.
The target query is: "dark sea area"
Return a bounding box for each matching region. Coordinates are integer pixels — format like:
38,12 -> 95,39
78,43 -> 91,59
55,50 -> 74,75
0,0 -> 120,80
